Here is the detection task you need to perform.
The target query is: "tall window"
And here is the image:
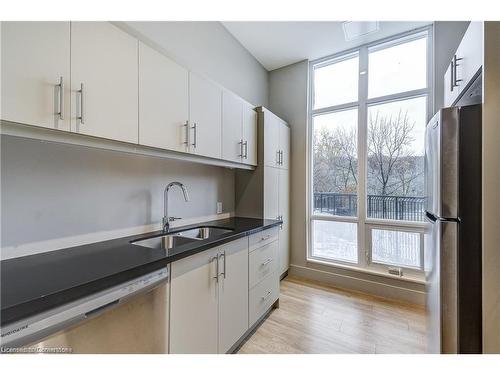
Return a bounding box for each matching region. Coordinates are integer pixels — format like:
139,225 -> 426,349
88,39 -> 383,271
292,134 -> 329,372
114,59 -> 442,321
309,28 -> 431,277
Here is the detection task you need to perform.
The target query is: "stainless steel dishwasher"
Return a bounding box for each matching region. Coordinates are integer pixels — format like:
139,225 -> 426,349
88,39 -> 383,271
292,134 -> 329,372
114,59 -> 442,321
1,266 -> 170,353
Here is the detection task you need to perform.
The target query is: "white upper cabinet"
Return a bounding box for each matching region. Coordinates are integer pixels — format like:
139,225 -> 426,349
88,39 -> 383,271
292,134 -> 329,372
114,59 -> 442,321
279,122 -> 290,170
242,103 -> 257,166
222,90 -> 257,166
1,22 -> 70,131
189,72 -> 222,159
2,22 -> 258,170
444,22 -> 483,107
222,90 -> 243,163
263,112 -> 281,168
138,42 -> 189,152
263,111 -> 289,169
71,22 -> 138,143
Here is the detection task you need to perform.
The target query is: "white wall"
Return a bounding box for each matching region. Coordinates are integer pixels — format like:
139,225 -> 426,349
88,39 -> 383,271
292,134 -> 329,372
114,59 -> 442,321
482,21 -> 500,354
1,136 -> 235,250
120,21 -> 268,107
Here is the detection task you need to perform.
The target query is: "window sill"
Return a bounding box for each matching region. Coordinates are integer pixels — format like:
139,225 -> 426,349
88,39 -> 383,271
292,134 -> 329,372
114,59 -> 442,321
306,257 -> 426,285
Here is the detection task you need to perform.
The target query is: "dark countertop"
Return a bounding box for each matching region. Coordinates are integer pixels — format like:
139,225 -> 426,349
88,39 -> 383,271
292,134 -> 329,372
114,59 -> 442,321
0,217 -> 281,327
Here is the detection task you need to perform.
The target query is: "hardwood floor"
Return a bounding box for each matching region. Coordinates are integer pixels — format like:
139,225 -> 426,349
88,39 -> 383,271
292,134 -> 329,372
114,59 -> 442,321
237,276 -> 427,354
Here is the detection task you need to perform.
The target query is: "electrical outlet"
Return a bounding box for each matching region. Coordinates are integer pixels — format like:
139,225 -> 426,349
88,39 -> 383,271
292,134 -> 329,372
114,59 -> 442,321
216,202 -> 223,214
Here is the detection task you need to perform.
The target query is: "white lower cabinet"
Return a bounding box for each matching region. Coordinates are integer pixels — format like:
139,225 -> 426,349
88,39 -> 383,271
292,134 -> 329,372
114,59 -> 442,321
218,238 -> 249,353
278,168 -> 290,275
169,247 -> 219,354
169,237 -> 249,354
248,231 -> 280,328
249,241 -> 278,289
249,270 -> 279,328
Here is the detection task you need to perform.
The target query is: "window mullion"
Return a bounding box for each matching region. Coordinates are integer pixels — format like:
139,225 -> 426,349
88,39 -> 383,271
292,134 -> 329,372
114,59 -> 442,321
357,46 -> 369,268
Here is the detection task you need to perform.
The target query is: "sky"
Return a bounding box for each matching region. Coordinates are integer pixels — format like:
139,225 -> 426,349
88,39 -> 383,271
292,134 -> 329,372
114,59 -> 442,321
313,35 -> 428,156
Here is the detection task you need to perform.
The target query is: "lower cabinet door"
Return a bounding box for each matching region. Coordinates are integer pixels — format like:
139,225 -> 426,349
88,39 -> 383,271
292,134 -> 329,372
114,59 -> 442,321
218,237 -> 249,353
170,247 -> 219,354
249,272 -> 279,328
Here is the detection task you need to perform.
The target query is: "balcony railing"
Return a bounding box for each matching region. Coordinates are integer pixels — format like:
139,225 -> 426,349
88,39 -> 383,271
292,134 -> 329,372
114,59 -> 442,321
313,192 -> 425,221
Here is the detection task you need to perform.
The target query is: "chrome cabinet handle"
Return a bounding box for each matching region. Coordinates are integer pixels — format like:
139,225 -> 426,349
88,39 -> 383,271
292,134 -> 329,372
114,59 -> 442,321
280,150 -> 284,165
261,234 -> 271,241
56,76 -> 64,120
261,290 -> 272,301
453,55 -> 463,88
211,255 -> 219,282
191,123 -> 197,148
183,121 -> 189,146
243,140 -> 248,159
219,251 -> 226,279
77,83 -> 85,125
239,140 -> 243,158
450,60 -> 455,92
261,258 -> 273,266
276,150 -> 280,165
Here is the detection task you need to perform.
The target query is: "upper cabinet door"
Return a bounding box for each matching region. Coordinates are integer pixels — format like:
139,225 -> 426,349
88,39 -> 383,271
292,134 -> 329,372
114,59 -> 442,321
222,90 -> 243,163
139,42 -> 189,152
189,72 -> 222,159
1,22 -> 70,131
455,22 -> 483,94
242,103 -> 257,166
263,113 -> 281,167
279,122 -> 290,170
71,22 -> 138,143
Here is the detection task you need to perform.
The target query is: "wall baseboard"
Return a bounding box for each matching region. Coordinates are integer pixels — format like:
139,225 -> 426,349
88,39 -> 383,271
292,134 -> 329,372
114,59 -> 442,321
288,264 -> 426,306
1,213 -> 232,260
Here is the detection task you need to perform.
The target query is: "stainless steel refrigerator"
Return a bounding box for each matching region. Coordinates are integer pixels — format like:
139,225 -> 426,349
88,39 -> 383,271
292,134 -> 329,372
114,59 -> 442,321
424,93 -> 482,353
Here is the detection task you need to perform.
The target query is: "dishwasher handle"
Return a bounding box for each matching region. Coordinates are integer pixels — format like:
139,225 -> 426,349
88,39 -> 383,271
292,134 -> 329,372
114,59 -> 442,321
84,299 -> 120,318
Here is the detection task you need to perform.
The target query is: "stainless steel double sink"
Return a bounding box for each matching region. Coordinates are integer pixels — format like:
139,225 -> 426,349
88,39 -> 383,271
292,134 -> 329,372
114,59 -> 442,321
131,226 -> 234,250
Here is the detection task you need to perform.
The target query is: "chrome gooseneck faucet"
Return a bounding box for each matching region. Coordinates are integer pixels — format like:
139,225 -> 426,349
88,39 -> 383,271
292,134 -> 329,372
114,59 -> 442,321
163,182 -> 190,232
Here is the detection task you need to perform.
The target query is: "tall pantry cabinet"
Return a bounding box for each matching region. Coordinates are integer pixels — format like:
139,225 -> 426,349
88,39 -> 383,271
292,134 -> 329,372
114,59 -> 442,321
235,107 -> 290,277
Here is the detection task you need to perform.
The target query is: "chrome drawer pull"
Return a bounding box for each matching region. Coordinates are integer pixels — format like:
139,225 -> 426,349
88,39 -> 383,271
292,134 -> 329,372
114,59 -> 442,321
261,290 -> 272,301
77,83 -> 85,125
183,121 -> 189,145
219,251 -> 226,279
261,234 -> 271,241
211,255 -> 219,282
261,258 -> 273,266
56,76 -> 64,120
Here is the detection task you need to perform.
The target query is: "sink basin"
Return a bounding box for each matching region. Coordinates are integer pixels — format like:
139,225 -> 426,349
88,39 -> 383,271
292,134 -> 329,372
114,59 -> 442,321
175,227 -> 234,240
131,227 -> 234,250
132,234 -> 198,250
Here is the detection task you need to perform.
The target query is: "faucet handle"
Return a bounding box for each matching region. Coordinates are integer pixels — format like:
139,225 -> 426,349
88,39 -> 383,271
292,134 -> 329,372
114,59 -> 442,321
169,217 -> 182,222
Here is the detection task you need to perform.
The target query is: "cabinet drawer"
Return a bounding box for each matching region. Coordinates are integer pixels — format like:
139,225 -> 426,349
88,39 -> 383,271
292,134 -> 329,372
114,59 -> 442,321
249,227 -> 279,253
249,272 -> 279,327
249,241 -> 278,288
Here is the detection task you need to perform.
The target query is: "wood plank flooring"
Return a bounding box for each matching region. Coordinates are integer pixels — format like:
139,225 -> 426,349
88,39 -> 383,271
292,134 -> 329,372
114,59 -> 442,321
237,276 -> 427,354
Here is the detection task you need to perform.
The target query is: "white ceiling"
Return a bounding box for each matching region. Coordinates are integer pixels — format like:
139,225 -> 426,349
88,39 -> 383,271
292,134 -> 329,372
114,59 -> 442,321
222,21 -> 431,71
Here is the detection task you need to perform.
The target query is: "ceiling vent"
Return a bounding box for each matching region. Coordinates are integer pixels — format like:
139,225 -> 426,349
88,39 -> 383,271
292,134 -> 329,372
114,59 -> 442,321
342,21 -> 380,41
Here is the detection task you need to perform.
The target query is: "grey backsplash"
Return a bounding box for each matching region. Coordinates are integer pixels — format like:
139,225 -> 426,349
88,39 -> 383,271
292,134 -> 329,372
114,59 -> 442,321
1,135 -> 235,248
